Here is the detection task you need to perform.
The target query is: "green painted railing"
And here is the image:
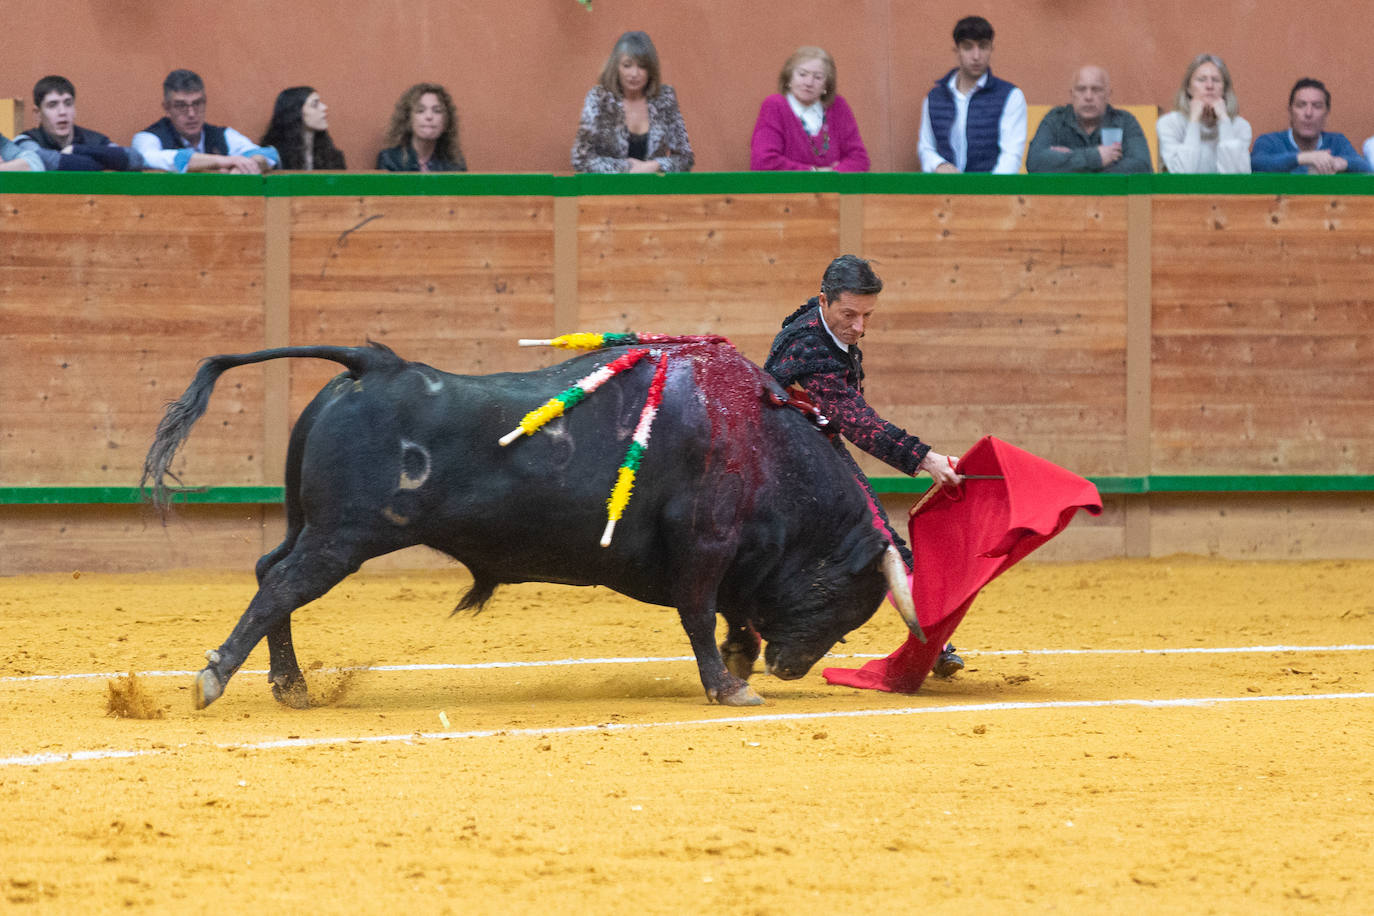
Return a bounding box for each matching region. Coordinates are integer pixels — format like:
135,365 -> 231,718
4,477 -> 1373,506
3,171 -> 1374,197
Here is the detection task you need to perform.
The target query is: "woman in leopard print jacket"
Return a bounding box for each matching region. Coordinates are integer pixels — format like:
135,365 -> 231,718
571,31 -> 694,174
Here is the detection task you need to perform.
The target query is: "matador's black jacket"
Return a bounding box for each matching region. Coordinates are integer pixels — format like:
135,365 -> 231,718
764,299 -> 932,564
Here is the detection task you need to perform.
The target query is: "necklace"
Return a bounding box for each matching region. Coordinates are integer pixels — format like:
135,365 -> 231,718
809,123 -> 830,160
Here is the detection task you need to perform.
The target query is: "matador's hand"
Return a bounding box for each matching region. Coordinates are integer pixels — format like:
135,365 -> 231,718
918,451 -> 960,489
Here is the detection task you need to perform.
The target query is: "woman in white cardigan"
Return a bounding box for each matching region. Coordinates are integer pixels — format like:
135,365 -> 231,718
1156,53 -> 1252,173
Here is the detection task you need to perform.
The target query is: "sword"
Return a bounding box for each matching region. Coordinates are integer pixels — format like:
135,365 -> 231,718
908,475 -> 1006,517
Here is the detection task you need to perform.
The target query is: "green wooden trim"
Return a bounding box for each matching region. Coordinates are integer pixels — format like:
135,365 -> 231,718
0,486 -> 284,505
860,173 -> 1135,195
7,171 -> 1374,199
563,170 -> 867,196
0,171 -> 268,195
1145,474 -> 1374,493
1148,173 -> 1374,195
868,475 -> 1374,497
5,476 -> 1373,505
871,476 -> 1147,495
265,172 -> 558,197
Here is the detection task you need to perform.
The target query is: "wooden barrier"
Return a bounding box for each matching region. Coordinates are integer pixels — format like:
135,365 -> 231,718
1,172 -> 1371,571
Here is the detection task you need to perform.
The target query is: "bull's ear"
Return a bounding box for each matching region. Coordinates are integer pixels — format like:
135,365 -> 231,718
836,523 -> 888,576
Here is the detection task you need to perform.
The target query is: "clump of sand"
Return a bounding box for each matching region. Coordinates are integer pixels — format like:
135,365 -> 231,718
105,673 -> 165,719
304,660 -> 374,707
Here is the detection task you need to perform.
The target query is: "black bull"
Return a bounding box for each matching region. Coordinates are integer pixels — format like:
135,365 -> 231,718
142,341 -> 920,709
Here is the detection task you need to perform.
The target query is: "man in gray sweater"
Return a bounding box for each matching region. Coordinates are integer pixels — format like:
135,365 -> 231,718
1027,65 -> 1152,173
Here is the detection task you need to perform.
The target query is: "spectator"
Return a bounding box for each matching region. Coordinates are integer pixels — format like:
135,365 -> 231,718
376,83 -> 466,172
2,132 -> 44,171
262,87 -> 346,171
918,15 -> 1027,173
132,69 -> 279,174
16,75 -> 143,171
1026,65 -> 1151,173
572,30 -> 693,174
750,45 -> 869,172
1156,54 -> 1252,174
1252,78 -> 1370,174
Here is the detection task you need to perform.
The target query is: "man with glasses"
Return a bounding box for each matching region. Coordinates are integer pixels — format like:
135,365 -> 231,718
132,69 -> 278,173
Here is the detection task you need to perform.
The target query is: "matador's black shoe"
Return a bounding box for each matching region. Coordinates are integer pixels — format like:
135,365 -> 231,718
932,643 -> 965,678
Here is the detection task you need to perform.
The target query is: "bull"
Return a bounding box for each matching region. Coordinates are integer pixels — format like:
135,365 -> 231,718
142,340 -> 921,709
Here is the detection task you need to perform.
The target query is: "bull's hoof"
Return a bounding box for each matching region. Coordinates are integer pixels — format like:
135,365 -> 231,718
270,676 -> 311,709
193,667 -> 224,710
708,683 -> 764,707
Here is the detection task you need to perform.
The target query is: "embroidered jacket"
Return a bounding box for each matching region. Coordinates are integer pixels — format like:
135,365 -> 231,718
764,299 -> 930,476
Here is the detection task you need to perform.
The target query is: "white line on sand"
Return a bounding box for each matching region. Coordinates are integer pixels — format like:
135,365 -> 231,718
3,691 -> 1372,769
5,644 -> 1372,685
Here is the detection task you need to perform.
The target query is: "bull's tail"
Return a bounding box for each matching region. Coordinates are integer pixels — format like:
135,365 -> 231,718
141,341 -> 403,512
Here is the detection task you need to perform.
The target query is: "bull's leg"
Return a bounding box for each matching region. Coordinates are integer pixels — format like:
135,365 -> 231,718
195,530 -> 361,710
254,533 -> 297,584
676,600 -> 763,707
718,614 -> 761,681
255,531 -> 310,707
264,619 -> 309,708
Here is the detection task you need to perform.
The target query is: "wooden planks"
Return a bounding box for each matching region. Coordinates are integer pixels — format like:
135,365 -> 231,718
1149,493 -> 1374,559
861,194 -> 1130,480
1152,195 -> 1374,473
0,505 -> 277,575
576,194 -> 841,366
3,186 -> 1372,569
0,194 -> 267,487
287,195 -> 557,416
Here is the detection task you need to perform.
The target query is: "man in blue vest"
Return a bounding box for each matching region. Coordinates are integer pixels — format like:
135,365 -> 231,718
131,69 -> 278,174
918,15 -> 1027,174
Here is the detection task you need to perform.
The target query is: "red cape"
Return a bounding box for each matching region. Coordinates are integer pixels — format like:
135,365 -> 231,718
824,436 -> 1102,693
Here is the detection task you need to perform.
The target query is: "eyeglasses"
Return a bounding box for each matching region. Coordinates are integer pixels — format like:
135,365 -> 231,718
168,98 -> 207,114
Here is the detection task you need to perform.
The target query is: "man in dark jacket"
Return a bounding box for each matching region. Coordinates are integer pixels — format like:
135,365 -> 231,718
918,15 -> 1027,173
131,69 -> 278,174
16,75 -> 143,171
764,255 -> 966,676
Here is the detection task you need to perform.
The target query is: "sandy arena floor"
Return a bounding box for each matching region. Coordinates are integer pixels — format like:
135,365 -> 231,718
2,557 -> 1372,913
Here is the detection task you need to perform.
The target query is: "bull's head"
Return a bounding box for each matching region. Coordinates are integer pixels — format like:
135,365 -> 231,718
756,529 -> 921,680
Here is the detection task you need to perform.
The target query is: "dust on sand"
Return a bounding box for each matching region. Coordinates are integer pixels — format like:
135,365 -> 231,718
104,673 -> 165,719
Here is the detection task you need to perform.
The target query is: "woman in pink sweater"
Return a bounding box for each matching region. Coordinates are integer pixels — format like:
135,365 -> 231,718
750,46 -> 870,172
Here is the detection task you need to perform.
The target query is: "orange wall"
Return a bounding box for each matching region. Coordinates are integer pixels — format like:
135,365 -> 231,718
5,0 -> 1374,172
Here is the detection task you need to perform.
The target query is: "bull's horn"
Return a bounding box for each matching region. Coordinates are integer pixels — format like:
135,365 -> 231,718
882,545 -> 926,644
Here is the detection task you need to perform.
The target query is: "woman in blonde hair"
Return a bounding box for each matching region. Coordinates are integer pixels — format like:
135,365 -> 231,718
376,82 -> 467,172
1156,53 -> 1252,173
751,46 -> 869,171
571,30 -> 694,174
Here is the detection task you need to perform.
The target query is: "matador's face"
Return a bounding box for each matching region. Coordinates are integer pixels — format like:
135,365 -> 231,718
819,291 -> 878,348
